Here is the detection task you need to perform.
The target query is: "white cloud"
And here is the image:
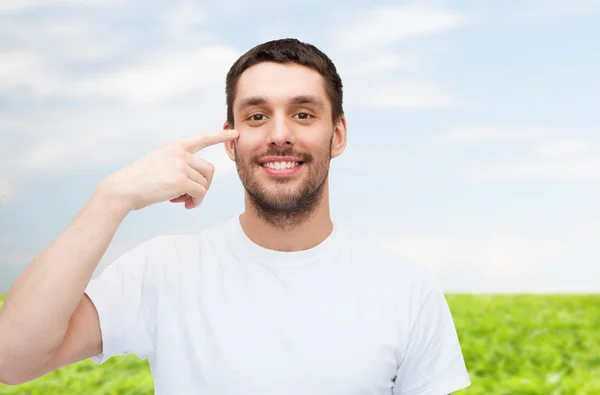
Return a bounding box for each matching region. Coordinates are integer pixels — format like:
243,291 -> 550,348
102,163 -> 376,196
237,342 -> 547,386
333,4 -> 467,52
378,235 -> 531,277
0,137 -> 19,204
329,4 -> 465,111
0,18 -> 132,64
436,130 -> 600,181
240,4 -> 458,113
0,96 -> 237,204
376,234 -> 544,292
0,176 -> 11,203
0,3 -> 223,102
0,17 -> 134,98
345,53 -> 422,75
351,80 -> 458,110
469,156 -> 600,181
165,2 -> 207,40
434,125 -> 545,144
376,232 -> 600,292
0,2 -> 244,200
508,0 -> 599,23
72,46 -> 240,103
535,139 -> 591,158
8,99 -> 232,170
0,52 -> 55,97
0,45 -> 239,103
0,0 -> 118,13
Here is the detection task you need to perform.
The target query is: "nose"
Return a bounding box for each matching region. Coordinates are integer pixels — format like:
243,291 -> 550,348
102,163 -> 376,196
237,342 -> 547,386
266,114 -> 295,147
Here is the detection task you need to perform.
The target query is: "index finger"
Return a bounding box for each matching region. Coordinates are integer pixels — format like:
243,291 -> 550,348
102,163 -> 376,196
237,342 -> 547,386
182,130 -> 239,153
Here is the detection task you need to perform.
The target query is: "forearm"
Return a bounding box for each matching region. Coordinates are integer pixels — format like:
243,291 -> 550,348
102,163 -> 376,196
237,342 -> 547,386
0,181 -> 130,363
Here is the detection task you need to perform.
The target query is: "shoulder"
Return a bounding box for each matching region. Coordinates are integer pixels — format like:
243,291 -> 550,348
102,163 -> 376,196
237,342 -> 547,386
343,226 -> 435,280
105,220 -> 231,288
137,218 -> 231,256
105,220 -> 228,279
340,225 -> 439,299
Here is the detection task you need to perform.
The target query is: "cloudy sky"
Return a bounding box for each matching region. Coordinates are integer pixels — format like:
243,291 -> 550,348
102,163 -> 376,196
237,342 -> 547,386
0,0 -> 599,293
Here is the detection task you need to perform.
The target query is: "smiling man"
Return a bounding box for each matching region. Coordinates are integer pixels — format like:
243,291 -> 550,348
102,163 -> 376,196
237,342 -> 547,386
0,39 -> 471,394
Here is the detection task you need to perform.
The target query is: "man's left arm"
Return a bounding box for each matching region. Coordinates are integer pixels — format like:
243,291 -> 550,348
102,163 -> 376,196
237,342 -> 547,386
392,279 -> 471,395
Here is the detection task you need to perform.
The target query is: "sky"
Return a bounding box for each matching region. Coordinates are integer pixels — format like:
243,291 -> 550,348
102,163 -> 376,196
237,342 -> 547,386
0,0 -> 599,293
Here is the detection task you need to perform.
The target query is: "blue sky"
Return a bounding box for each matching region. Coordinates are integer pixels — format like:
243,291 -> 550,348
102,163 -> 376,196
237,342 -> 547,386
0,0 -> 599,293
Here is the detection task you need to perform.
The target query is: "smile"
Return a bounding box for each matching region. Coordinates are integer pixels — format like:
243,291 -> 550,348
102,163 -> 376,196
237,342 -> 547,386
262,161 -> 301,170
261,161 -> 304,176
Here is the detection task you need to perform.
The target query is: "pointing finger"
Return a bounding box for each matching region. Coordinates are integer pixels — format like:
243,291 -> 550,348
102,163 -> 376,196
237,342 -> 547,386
185,154 -> 215,186
183,130 -> 238,153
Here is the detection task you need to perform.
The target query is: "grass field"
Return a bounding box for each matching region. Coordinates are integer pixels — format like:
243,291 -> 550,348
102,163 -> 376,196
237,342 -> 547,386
1,293 -> 599,394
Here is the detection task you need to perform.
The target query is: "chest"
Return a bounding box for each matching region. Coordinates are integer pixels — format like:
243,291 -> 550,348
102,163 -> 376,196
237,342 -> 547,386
154,261 -> 403,394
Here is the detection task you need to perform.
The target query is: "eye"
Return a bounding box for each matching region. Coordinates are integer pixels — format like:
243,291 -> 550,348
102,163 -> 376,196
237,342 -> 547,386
293,113 -> 313,120
248,114 -> 267,122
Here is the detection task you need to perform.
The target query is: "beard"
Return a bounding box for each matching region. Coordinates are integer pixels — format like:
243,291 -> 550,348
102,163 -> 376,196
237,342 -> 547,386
234,138 -> 332,229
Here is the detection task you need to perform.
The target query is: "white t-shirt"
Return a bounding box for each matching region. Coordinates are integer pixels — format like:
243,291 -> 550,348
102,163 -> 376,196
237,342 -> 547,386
85,215 -> 471,395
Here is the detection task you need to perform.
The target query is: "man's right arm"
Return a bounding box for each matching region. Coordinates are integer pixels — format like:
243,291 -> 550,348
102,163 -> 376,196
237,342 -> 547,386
0,186 -> 129,385
0,130 -> 239,386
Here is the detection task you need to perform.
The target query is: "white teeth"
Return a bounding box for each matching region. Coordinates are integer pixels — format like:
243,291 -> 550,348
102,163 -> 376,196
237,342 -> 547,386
264,161 -> 299,170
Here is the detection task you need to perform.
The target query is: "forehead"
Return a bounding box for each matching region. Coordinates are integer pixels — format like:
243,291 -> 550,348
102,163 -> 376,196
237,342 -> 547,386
235,62 -> 329,108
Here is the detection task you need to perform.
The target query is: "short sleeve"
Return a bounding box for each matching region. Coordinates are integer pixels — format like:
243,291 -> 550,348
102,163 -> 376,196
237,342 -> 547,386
393,280 -> 471,395
84,238 -> 160,364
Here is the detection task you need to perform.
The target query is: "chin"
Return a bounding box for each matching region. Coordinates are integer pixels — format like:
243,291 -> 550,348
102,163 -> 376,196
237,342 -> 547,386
264,185 -> 301,199
260,181 -> 303,196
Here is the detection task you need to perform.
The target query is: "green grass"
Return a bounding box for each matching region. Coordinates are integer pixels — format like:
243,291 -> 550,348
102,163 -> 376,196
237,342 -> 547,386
1,294 -> 599,394
448,295 -> 600,394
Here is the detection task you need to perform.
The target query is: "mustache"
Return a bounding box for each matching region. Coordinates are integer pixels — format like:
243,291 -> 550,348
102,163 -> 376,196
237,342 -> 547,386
254,148 -> 311,163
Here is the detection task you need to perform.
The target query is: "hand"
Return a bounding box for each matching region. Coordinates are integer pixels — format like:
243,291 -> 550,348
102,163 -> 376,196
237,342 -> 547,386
100,130 -> 239,211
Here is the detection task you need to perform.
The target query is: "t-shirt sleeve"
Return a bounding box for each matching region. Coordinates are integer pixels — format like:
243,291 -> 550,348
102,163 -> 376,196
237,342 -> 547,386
393,278 -> 471,395
84,238 -> 160,364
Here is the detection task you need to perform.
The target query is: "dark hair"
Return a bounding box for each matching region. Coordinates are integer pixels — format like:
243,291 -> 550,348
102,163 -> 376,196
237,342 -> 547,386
225,38 -> 344,127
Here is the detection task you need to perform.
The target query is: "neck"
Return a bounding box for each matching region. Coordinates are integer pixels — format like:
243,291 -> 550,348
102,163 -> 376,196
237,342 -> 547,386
239,180 -> 334,252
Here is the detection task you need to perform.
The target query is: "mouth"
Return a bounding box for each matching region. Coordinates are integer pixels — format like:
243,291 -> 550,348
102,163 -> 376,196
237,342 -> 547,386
260,160 -> 304,176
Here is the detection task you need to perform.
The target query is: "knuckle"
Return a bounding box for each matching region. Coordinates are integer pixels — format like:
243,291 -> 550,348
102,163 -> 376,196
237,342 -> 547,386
196,184 -> 207,196
168,144 -> 185,158
193,197 -> 204,207
178,161 -> 189,174
177,149 -> 188,159
175,172 -> 188,185
165,141 -> 180,152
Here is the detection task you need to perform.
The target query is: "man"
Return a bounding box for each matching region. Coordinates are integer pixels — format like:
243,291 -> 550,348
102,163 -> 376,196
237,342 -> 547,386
0,39 -> 471,394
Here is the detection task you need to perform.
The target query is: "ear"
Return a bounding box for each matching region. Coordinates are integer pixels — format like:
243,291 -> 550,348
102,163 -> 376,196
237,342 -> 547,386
330,114 -> 347,159
223,121 -> 236,161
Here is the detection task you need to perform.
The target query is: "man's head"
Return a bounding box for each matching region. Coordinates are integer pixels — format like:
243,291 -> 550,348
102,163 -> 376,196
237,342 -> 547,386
225,38 -> 344,127
223,38 -> 347,226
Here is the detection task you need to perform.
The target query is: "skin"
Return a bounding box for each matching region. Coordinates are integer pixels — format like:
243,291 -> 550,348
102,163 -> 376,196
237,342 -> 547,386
0,61 -> 347,385
224,61 -> 347,252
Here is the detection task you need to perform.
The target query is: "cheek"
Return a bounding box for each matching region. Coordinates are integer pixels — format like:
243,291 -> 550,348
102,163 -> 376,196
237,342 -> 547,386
234,134 -> 262,161
303,132 -> 333,153
237,129 -> 264,147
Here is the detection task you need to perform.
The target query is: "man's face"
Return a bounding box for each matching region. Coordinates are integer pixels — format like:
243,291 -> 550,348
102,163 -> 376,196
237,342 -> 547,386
224,62 -> 346,216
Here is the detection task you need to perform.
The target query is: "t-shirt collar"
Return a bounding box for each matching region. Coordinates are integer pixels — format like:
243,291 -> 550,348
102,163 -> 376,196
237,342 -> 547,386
226,215 -> 341,266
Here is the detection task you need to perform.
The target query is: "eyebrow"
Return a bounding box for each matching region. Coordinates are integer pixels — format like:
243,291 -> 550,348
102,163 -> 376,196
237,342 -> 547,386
237,95 -> 325,112
237,96 -> 267,112
289,95 -> 325,109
